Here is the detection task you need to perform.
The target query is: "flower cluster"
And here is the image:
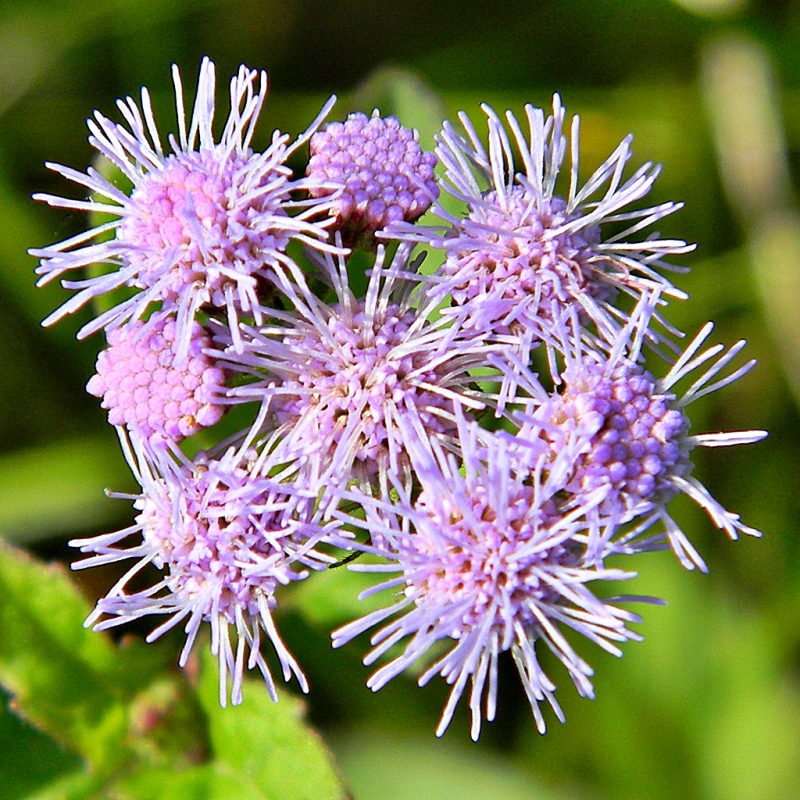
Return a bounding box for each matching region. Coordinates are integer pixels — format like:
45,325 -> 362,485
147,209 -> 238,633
32,62 -> 765,737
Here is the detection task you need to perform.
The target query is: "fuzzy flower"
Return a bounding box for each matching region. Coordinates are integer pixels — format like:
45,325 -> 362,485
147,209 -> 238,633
31,58 -> 339,360
71,437 -> 340,705
86,314 -> 226,443
214,243 -> 506,496
307,112 -> 438,246
507,302 -> 767,571
332,414 -> 649,739
386,95 -> 692,342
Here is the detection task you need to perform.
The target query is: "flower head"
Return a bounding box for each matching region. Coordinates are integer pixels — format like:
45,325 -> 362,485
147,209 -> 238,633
541,360 -> 690,512
332,414 -> 646,739
509,302 -> 767,571
35,64 -> 768,743
31,58 -> 338,360
216,243 -> 503,496
307,112 -> 438,246
86,314 -> 226,444
387,95 -> 692,343
71,437 -> 339,705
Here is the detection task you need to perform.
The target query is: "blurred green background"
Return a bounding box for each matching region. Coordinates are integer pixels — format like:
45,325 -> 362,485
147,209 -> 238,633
1,0 -> 799,798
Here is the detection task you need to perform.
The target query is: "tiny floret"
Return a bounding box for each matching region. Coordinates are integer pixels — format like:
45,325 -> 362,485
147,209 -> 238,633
540,360 -> 691,515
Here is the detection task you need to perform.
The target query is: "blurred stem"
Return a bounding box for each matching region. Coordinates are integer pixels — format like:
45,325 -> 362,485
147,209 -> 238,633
749,212 -> 800,402
701,32 -> 800,407
701,33 -> 793,217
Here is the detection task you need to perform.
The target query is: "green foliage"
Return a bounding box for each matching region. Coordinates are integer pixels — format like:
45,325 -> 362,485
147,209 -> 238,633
110,649 -> 348,800
334,727 -> 581,800
350,66 -> 447,150
197,650 -> 347,800
0,541 -> 348,799
0,541 -> 161,771
0,435 -> 134,544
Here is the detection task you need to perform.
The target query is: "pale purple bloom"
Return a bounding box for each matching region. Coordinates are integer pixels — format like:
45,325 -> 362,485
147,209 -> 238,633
332,413 -> 648,739
508,302 -> 767,571
86,314 -> 226,443
545,360 -> 690,510
386,95 -> 692,342
31,58 -> 339,360
307,112 -> 438,245
214,243 -> 505,497
71,436 -> 340,705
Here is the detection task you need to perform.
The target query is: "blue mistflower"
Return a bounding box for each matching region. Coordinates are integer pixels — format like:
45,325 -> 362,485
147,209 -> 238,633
213,242 -> 508,500
31,62 -> 767,739
70,435 -> 342,705
386,95 -> 693,342
332,413 -> 650,739
507,301 -> 767,571
31,58 -> 339,360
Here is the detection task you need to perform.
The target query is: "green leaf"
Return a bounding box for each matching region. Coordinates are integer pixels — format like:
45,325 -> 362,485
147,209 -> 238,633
0,540 -> 168,770
125,672 -> 211,768
111,762 -> 274,800
196,647 -> 348,800
23,769 -> 109,800
0,689 -> 81,799
36,765 -> 245,800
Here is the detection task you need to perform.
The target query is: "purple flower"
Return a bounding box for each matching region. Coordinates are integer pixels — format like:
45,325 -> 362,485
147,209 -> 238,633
508,302 -> 767,571
544,360 -> 690,510
31,58 -> 338,360
332,414 -> 648,739
86,314 -> 227,444
387,95 -> 693,341
214,243 -> 505,497
307,112 -> 438,246
71,437 -> 340,705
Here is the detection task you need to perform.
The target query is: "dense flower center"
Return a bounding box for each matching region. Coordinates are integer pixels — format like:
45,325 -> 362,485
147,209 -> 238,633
272,302 -> 455,467
118,148 -> 289,303
308,113 -> 438,244
549,361 -> 691,512
443,190 -> 612,316
87,316 -> 225,442
403,487 -> 572,633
